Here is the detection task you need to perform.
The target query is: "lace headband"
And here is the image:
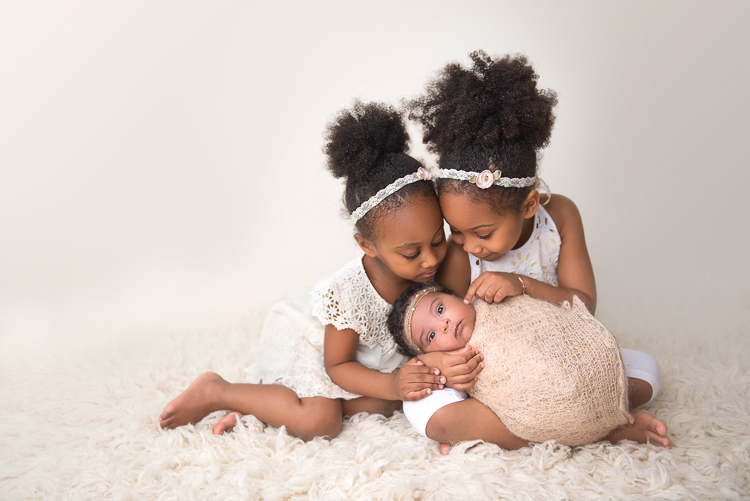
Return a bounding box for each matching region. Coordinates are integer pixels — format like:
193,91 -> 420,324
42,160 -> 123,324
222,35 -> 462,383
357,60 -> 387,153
403,284 -> 443,354
350,167 -> 433,224
437,168 -> 550,202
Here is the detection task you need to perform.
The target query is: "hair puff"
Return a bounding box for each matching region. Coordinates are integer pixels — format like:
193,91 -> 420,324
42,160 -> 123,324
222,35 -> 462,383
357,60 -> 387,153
409,51 -> 558,156
323,100 -> 435,239
325,100 -> 410,183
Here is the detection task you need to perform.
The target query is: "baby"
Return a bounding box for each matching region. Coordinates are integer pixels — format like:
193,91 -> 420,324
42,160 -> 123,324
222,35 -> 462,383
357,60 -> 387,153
388,283 -> 664,447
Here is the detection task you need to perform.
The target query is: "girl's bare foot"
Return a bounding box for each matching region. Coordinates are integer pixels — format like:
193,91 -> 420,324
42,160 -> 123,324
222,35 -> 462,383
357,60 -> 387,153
158,372 -> 227,429
606,410 -> 671,448
213,412 -> 241,435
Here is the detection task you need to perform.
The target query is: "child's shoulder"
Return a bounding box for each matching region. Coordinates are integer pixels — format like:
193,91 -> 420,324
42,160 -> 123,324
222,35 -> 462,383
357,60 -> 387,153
540,194 -> 584,233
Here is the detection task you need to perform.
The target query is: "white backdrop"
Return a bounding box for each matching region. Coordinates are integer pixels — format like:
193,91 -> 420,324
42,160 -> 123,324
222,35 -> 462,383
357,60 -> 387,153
1,0 -> 748,355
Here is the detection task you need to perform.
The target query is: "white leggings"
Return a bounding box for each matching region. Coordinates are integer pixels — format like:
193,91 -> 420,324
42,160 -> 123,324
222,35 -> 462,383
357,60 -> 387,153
403,348 -> 661,438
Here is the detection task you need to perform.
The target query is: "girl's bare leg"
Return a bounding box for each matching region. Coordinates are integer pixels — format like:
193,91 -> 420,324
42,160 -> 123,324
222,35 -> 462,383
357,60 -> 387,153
158,372 -> 343,441
342,397 -> 402,418
425,398 -> 529,450
215,396 -> 403,436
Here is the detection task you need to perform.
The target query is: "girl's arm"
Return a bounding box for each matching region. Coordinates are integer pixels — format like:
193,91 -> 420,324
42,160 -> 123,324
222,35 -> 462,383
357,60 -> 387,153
523,194 -> 597,312
323,324 -> 445,401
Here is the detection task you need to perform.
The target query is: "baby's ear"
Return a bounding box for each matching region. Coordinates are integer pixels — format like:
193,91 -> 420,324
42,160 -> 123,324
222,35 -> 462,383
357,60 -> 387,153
354,233 -> 378,257
522,190 -> 540,219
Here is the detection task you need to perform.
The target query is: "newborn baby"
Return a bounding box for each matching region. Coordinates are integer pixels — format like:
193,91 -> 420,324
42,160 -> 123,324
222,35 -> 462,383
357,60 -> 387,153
388,283 -> 633,446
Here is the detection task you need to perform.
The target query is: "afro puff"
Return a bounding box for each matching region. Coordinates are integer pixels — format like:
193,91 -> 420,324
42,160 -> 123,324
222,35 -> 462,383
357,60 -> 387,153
409,51 -> 558,214
324,100 -> 436,239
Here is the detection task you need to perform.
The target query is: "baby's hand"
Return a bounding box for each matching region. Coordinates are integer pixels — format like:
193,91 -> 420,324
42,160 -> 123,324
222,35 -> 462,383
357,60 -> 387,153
418,346 -> 484,391
464,271 -> 524,304
395,358 -> 446,401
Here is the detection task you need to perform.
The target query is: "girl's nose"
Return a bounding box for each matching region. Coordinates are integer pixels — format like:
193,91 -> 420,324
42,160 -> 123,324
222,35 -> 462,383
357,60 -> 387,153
464,239 -> 482,255
422,248 -> 439,268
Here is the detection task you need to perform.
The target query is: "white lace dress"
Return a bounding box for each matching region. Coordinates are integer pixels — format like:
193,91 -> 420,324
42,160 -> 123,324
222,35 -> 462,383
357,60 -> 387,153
247,257 -> 408,400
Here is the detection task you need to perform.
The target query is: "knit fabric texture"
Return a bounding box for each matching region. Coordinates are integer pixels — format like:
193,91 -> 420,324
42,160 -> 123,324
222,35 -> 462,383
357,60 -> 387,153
468,296 -> 633,445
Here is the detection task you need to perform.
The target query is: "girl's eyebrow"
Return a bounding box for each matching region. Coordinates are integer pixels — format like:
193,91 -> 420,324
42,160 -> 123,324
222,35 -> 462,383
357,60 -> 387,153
468,223 -> 493,231
395,242 -> 420,250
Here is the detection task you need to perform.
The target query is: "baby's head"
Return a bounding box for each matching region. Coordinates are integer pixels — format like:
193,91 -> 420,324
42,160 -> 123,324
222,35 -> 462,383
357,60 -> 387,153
388,282 -> 477,357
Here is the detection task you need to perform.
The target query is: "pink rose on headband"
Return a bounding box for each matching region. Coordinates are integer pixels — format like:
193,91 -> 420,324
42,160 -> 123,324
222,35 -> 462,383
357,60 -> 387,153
473,170 -> 500,189
417,167 -> 432,181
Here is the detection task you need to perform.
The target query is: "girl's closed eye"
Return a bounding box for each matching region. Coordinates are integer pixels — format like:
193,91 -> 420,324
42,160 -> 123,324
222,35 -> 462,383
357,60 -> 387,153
477,232 -> 494,240
432,230 -> 446,247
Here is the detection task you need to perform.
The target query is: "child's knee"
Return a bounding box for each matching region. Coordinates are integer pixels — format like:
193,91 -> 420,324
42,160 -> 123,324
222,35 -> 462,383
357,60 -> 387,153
293,412 -> 342,441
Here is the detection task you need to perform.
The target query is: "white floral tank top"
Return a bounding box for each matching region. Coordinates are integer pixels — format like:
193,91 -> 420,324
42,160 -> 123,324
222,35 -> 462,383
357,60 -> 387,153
469,205 -> 561,286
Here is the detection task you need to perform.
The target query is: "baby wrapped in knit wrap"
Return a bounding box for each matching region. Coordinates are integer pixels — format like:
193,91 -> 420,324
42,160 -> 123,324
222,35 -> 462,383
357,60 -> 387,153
467,295 -> 633,445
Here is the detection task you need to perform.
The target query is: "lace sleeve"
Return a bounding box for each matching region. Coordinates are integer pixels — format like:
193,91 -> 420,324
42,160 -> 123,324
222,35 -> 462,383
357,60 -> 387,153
311,280 -> 360,334
310,259 -> 396,353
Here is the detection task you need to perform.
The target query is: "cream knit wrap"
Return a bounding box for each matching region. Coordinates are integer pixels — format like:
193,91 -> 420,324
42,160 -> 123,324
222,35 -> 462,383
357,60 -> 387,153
467,296 -> 633,445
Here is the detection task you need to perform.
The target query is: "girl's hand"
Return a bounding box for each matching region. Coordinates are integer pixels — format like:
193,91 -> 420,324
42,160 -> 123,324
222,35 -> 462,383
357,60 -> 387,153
395,358 -> 446,401
464,271 -> 523,304
418,346 -> 484,391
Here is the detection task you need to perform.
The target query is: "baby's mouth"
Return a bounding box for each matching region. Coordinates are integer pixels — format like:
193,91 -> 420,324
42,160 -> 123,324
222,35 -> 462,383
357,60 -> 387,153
455,321 -> 462,338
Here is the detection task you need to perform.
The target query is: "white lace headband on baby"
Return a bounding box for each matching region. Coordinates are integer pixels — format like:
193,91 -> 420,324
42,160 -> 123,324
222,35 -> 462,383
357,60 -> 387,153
403,284 -> 444,354
350,167 -> 433,224
437,168 -> 550,202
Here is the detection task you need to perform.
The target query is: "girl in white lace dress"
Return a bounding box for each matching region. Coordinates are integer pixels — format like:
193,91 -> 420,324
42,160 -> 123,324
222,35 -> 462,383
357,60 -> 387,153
402,51 -> 667,450
158,101 -> 482,441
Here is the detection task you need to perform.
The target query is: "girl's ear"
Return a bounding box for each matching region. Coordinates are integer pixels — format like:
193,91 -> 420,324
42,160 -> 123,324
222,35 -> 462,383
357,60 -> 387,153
354,233 -> 378,257
522,190 -> 540,219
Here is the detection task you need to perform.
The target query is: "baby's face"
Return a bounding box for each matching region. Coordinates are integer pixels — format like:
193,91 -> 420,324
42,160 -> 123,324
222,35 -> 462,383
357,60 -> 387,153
410,292 -> 476,353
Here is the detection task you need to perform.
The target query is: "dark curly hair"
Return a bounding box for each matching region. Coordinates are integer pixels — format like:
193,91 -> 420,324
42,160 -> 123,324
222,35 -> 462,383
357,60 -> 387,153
387,281 -> 449,357
408,51 -> 558,215
324,100 -> 437,239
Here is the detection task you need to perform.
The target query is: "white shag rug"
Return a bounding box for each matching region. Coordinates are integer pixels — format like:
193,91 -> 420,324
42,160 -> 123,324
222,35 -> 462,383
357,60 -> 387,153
1,306 -> 749,500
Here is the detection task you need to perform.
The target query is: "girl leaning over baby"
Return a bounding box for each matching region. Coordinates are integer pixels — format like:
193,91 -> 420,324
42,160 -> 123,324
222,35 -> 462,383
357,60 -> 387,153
158,101 -> 481,440
400,50 -> 668,449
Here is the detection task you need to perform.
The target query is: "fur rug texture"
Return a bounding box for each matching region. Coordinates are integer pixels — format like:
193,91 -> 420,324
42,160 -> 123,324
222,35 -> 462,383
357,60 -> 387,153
1,305 -> 748,500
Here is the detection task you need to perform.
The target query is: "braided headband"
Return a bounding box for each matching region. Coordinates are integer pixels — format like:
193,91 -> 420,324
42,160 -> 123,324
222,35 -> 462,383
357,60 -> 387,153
437,168 -> 550,202
403,284 -> 443,354
350,167 -> 433,224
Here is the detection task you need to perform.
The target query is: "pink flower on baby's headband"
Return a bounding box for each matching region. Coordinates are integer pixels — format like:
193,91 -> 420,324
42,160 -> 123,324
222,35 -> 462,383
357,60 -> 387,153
417,167 -> 432,181
470,170 -> 501,189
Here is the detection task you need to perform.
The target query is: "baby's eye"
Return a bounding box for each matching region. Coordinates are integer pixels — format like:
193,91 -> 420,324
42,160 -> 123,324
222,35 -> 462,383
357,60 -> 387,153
437,305 -> 444,315
428,331 -> 436,342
